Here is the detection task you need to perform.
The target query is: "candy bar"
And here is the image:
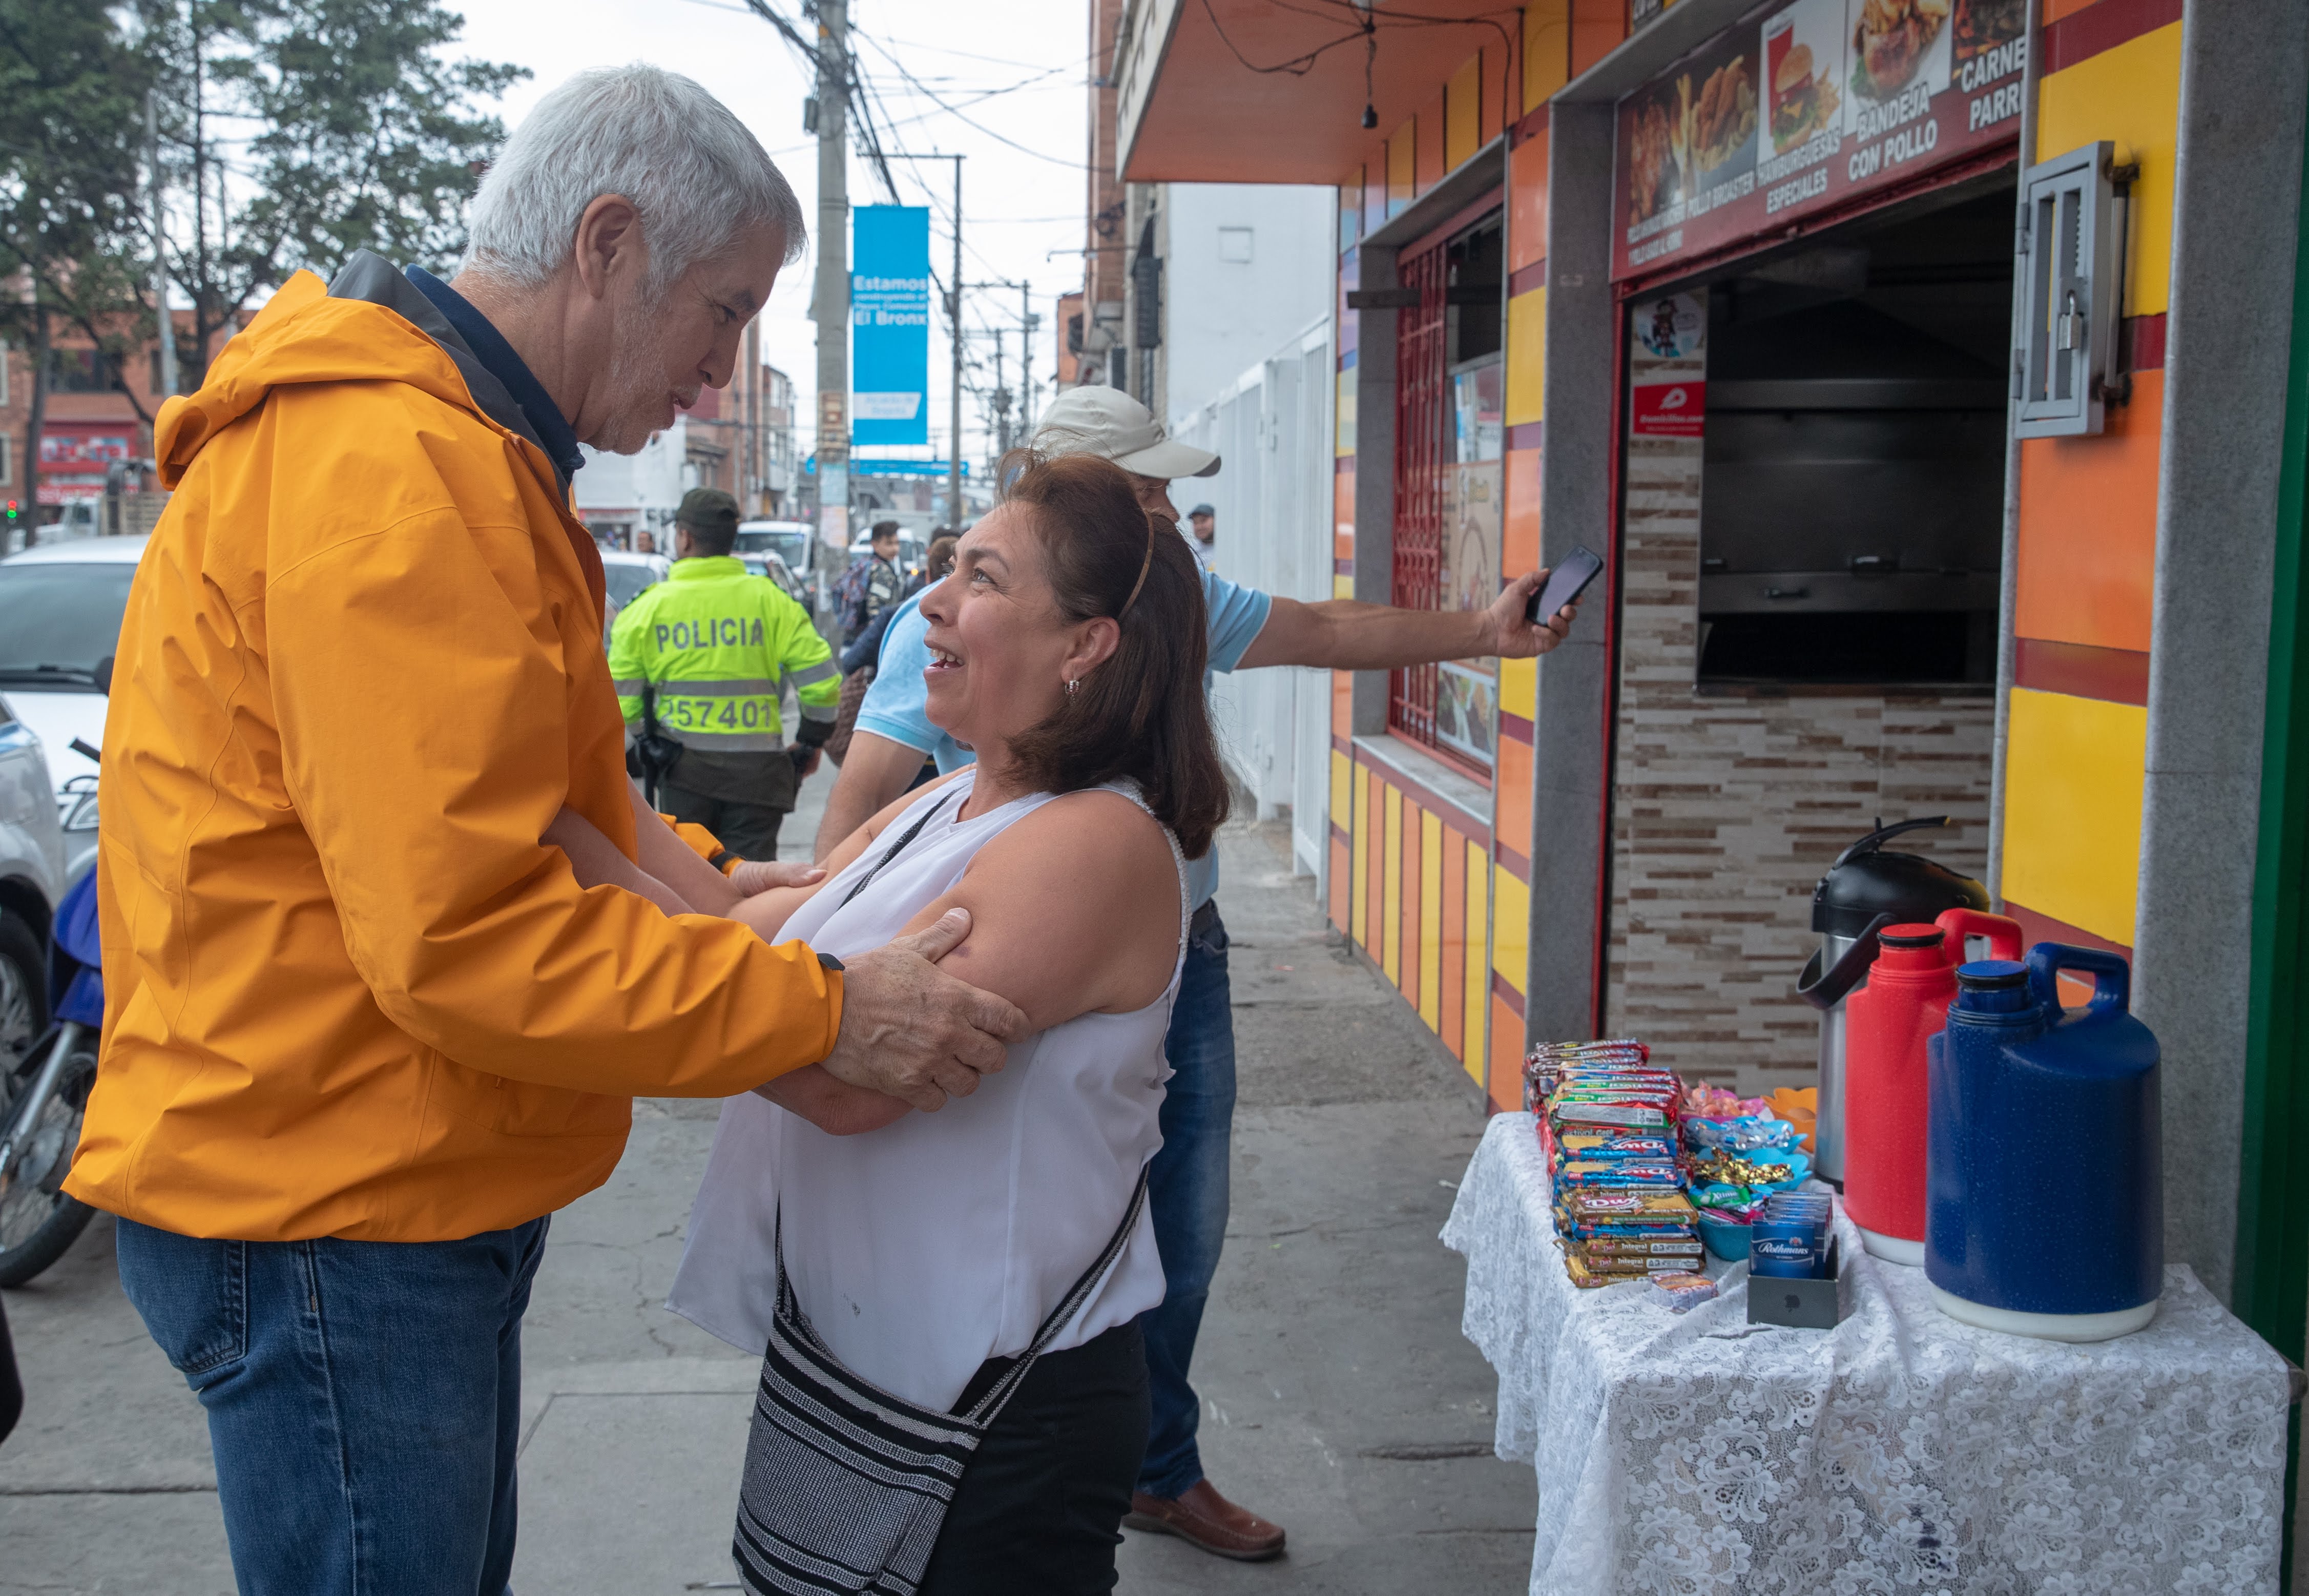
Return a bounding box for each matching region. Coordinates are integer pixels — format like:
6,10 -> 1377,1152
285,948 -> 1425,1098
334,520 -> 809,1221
1648,1272 -> 1719,1313
1562,1188 -> 1696,1224
1583,1235 -> 1705,1256
1551,1101 -> 1670,1130
1554,1162 -> 1682,1189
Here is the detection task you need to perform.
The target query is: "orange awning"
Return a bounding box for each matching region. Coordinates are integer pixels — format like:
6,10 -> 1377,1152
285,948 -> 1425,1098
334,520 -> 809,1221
1118,0 -> 1520,184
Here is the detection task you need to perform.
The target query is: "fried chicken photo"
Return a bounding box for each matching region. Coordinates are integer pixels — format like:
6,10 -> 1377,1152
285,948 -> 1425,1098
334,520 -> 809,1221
1691,56 -> 1757,175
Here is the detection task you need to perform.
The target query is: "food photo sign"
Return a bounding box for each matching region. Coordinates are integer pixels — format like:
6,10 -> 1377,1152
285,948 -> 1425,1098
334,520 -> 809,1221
1612,0 -> 2027,279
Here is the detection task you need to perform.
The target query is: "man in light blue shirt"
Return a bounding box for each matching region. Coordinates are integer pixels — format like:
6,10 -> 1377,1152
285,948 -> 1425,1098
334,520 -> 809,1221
815,385 -> 1579,1560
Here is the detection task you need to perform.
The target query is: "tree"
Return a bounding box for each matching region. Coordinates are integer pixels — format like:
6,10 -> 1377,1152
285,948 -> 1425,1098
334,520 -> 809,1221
0,2 -> 152,543
136,0 -> 525,386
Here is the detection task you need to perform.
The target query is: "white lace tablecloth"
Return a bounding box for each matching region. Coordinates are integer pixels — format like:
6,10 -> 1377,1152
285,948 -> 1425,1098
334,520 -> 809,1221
1441,1112 -> 2291,1595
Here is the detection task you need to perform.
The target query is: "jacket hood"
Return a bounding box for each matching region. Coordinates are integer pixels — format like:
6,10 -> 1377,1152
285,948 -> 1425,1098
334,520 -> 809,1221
154,254 -> 554,491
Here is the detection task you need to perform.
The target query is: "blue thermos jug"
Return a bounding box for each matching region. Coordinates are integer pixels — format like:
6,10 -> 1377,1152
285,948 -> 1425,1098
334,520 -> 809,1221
1925,945 -> 2162,1341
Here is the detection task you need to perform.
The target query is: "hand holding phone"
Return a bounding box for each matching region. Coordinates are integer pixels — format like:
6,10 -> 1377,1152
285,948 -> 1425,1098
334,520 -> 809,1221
1525,544 -> 1604,625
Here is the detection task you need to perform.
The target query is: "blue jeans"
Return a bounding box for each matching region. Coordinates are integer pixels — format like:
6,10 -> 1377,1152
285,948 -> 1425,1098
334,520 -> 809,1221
1138,903 -> 1236,1498
116,1215 -> 549,1596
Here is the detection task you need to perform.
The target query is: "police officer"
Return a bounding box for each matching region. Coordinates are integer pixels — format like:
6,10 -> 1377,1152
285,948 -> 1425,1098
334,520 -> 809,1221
610,488 -> 839,858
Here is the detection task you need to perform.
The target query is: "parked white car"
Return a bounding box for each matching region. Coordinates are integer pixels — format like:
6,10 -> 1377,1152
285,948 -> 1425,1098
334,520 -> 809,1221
736,520 -> 825,615
599,550 -> 672,648
738,551 -> 810,607
0,535 -> 147,885
0,697 -> 68,1079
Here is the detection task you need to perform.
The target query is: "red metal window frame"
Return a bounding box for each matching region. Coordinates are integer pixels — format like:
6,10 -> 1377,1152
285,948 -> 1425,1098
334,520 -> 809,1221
1389,237 -> 1449,751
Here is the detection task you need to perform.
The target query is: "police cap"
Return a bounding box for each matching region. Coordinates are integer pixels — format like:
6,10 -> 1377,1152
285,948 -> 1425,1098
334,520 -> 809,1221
676,488 -> 741,538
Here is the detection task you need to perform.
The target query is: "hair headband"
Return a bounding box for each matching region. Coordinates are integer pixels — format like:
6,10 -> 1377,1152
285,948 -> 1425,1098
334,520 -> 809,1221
1117,515 -> 1155,619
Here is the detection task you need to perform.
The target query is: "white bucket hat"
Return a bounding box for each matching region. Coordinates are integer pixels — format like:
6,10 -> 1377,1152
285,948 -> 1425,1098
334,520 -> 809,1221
1032,385 -> 1221,480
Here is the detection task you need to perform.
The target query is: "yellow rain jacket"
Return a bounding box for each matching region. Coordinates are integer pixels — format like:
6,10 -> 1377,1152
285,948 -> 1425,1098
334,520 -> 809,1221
66,256 -> 842,1241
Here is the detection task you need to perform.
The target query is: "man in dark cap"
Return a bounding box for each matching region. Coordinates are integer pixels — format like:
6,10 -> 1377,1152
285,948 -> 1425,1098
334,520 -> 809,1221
1185,503 -> 1216,568
609,487 -> 840,858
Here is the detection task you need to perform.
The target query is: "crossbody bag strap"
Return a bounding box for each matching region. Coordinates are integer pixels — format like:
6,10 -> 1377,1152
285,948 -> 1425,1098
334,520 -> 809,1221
963,1165 -> 1152,1425
839,790 -> 958,909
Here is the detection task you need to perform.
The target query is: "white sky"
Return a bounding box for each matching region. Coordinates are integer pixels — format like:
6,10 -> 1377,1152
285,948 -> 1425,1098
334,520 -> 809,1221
455,0 -> 1093,467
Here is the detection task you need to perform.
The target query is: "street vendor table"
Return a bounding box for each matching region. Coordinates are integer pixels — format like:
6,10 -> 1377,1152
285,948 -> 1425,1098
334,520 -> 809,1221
1441,1112 -> 2292,1595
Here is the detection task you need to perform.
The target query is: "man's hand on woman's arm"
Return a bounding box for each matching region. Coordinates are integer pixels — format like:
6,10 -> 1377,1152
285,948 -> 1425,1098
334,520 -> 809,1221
560,780 -> 1026,1127
788,907 -> 1028,1117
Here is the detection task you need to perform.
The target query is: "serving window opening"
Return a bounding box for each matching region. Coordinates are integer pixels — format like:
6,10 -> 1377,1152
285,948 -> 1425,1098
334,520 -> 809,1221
1647,178 -> 2017,690
1392,209 -> 1504,771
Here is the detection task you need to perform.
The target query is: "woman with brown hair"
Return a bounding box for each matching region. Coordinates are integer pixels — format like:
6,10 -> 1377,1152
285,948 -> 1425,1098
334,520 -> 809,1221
549,449 -> 1226,1592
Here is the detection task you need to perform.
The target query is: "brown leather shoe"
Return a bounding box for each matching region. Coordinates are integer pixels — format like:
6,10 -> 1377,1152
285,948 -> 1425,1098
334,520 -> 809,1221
1124,1479 -> 1287,1561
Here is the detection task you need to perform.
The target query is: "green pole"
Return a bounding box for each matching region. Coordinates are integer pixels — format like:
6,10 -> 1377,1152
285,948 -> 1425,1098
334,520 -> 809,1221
2232,113 -> 2309,1588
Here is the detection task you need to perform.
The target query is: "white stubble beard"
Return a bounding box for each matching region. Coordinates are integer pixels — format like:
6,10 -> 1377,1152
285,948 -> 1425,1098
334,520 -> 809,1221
594,291 -> 677,456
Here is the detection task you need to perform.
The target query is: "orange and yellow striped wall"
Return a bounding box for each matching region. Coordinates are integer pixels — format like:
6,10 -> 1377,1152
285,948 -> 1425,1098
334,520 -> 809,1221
1325,12 -> 1621,1114
1997,0 -> 2181,963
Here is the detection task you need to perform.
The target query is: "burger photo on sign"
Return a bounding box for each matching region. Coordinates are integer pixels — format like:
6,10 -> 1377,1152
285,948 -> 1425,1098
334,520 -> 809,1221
1849,0 -> 1951,102
1769,42 -> 1841,151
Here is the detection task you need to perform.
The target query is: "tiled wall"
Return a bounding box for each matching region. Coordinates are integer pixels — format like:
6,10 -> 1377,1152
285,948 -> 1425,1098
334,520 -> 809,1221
1609,407 -> 1994,1096
1999,0 -> 2183,959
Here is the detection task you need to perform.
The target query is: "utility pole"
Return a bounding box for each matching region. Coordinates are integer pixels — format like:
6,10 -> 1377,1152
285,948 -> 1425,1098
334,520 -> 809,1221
813,0 -> 850,579
946,157 -> 963,530
990,328 -> 1012,458
1019,280 -> 1041,437
148,91 -> 177,406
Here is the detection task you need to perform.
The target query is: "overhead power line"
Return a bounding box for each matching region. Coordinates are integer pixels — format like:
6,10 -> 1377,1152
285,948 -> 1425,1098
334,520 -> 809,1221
851,31 -> 1091,170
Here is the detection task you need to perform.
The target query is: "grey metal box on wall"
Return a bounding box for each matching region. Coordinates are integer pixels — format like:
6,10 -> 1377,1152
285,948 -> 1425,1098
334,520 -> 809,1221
2013,141 -> 2123,439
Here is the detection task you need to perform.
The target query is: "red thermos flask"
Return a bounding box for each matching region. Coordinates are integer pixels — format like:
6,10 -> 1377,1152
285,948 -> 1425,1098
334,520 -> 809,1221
1843,907 -> 2023,1264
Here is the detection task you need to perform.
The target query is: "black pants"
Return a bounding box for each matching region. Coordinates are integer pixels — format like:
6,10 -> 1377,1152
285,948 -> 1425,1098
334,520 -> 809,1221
918,1321 -> 1150,1596
660,784 -> 786,862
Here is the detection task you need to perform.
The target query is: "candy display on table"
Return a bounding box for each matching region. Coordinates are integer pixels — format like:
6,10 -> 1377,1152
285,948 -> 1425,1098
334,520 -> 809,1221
1528,1042 -> 1703,1287
1676,1082 -> 1813,1262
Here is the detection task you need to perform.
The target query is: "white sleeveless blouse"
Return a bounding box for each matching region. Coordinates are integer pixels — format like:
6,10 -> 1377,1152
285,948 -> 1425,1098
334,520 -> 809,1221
667,770 -> 1185,1412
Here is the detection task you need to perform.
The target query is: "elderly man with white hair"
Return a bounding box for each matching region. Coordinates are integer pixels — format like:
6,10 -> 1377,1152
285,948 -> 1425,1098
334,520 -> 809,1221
69,66 -> 1024,1594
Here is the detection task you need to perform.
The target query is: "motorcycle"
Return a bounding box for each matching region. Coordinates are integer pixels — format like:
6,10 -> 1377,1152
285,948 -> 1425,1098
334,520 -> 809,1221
0,868 -> 100,1287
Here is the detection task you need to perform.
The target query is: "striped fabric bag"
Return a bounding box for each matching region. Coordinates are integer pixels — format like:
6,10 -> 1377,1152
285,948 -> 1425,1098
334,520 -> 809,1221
731,1171 -> 1149,1595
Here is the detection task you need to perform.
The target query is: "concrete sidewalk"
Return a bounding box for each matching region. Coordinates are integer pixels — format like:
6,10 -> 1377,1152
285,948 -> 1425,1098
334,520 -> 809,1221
0,771 -> 1533,1594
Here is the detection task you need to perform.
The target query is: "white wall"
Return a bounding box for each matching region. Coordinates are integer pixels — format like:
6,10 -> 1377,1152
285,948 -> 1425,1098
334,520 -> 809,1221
1173,322 -> 1335,887
575,418 -> 690,525
1161,184 -> 1336,434
1158,185 -> 1338,885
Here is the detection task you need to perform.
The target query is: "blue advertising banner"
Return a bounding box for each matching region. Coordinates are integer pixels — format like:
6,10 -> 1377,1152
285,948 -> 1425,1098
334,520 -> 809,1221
852,206 -> 931,447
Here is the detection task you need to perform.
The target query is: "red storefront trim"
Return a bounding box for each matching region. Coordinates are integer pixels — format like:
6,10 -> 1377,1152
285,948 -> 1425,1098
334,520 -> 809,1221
1618,142 -> 2020,300
2121,313 -> 2168,371
1491,969 -> 1527,1017
2013,637 -> 2151,706
1495,838 -> 1531,883
2043,0 -> 2183,73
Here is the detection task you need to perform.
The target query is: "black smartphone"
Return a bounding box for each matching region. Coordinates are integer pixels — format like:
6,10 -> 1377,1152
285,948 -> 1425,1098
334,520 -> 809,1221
1525,544 -> 1604,624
